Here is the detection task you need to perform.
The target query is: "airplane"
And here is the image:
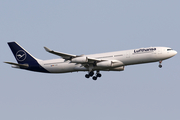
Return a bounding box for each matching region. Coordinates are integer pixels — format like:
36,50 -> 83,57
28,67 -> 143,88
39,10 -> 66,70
4,42 -> 177,80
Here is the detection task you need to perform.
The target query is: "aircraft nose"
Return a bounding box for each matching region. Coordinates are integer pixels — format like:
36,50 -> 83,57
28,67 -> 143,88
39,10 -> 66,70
172,50 -> 177,56
174,50 -> 177,55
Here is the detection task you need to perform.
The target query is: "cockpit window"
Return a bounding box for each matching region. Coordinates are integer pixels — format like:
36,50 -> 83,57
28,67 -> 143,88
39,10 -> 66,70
167,49 -> 173,51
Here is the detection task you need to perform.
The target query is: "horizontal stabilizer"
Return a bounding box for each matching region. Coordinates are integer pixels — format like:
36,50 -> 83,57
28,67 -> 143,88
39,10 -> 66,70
4,62 -> 29,68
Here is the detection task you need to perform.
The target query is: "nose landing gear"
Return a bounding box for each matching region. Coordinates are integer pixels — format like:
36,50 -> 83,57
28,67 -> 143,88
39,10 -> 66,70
159,60 -> 162,68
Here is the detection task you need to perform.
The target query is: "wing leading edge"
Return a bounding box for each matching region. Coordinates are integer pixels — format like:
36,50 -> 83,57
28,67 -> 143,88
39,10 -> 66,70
44,47 -> 76,60
44,47 -> 102,63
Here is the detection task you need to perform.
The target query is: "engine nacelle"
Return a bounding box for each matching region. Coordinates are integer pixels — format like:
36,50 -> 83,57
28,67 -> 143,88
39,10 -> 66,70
71,56 -> 88,63
109,66 -> 125,71
102,66 -> 125,71
96,60 -> 124,68
96,61 -> 112,67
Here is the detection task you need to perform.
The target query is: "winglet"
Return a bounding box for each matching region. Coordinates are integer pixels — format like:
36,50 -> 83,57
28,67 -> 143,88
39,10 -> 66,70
43,47 -> 77,59
44,47 -> 52,52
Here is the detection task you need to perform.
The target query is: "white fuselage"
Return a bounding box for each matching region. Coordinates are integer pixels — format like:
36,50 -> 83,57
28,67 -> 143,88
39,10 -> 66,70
38,47 -> 177,73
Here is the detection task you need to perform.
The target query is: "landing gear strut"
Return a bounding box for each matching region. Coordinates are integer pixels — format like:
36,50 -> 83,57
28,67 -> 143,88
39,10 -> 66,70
97,73 -> 102,77
96,71 -> 102,78
159,60 -> 162,68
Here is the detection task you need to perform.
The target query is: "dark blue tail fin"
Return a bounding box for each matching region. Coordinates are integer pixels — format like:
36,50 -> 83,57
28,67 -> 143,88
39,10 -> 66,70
8,42 -> 38,64
7,42 -> 49,73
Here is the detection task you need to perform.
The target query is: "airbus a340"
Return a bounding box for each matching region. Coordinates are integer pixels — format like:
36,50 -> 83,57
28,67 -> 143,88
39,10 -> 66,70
5,42 -> 177,80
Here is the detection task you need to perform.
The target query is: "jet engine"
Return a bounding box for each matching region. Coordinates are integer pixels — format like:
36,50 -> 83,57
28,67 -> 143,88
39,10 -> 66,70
108,66 -> 125,71
96,60 -> 124,67
71,56 -> 88,63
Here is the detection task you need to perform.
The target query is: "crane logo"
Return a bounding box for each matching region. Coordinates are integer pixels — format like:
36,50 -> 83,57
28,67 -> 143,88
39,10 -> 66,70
16,50 -> 27,61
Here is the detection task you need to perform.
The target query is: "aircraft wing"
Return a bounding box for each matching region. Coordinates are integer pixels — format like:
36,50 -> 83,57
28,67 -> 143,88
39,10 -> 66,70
44,47 -> 77,59
44,47 -> 102,63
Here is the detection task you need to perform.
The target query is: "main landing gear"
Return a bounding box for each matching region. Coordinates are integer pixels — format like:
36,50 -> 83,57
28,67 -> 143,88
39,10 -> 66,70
85,71 -> 102,80
159,60 -> 162,68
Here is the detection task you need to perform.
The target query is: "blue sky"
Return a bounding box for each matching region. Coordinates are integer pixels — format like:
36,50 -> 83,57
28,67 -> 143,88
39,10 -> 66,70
0,1 -> 180,120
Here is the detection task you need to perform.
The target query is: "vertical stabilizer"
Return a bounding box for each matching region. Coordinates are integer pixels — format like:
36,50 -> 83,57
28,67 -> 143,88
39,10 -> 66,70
7,42 -> 49,73
8,42 -> 39,64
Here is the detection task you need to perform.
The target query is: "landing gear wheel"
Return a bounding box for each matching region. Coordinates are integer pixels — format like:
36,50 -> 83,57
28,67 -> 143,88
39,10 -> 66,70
93,76 -> 97,80
159,65 -> 162,68
89,71 -> 94,77
97,73 -> 102,77
85,74 -> 90,78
